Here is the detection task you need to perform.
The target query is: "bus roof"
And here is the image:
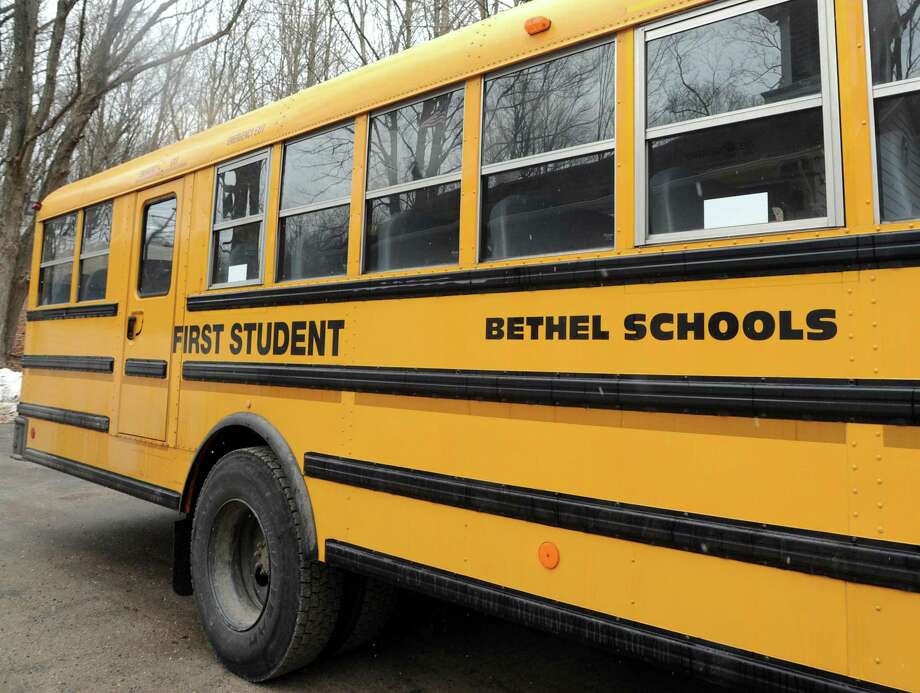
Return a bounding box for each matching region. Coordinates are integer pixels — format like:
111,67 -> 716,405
38,0 -> 708,221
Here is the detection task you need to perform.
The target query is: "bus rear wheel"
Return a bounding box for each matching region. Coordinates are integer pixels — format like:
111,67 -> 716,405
326,573 -> 398,655
190,446 -> 341,681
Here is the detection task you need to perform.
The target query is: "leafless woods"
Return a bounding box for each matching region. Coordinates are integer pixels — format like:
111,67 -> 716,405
0,0 -> 523,362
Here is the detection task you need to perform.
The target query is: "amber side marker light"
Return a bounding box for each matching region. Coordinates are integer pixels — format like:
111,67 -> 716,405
538,541 -> 560,569
525,16 -> 552,36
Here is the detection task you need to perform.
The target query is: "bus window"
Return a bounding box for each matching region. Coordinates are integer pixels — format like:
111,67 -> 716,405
210,150 -> 268,286
480,40 -> 615,262
278,123 -> 354,281
639,0 -> 841,242
139,197 -> 176,297
867,0 -> 920,223
77,201 -> 112,301
364,87 -> 464,273
38,213 -> 77,306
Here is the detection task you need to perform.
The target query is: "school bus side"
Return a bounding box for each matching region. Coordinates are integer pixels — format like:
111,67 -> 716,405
17,0 -> 920,690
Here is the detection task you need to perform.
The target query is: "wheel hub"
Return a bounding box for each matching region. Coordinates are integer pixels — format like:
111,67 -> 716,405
207,499 -> 271,631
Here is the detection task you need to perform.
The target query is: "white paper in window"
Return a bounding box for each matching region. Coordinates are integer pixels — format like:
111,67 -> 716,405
227,264 -> 248,283
703,192 -> 769,229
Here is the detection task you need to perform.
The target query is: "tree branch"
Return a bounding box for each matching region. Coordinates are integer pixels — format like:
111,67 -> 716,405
104,0 -> 248,93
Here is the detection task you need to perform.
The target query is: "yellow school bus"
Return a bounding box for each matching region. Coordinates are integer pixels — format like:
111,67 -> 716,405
16,0 -> 920,688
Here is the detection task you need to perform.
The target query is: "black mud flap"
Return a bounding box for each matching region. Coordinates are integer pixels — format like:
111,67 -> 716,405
173,515 -> 193,596
12,416 -> 26,460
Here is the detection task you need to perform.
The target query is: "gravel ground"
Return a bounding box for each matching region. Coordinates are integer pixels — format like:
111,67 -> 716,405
0,425 -> 711,692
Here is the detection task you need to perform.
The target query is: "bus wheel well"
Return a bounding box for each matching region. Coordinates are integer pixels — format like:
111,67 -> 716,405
174,413 -> 319,597
181,424 -> 266,515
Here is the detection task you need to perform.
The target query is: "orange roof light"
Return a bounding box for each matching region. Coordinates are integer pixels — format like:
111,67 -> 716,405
525,16 -> 552,36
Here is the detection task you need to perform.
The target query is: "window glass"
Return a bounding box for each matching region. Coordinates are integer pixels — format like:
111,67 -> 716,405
77,201 -> 112,302
481,42 -> 616,261
482,42 -> 616,165
875,91 -> 920,222
646,0 -> 820,128
278,125 -> 353,282
211,221 -> 261,285
215,158 -> 266,222
482,151 -> 615,261
41,214 -> 77,262
211,150 -> 268,285
648,108 -> 826,234
139,197 -> 176,296
868,0 -> 920,85
78,255 -> 108,301
640,0 -> 837,241
282,125 -> 354,210
38,213 -> 77,305
38,263 -> 72,306
367,89 -> 464,190
365,182 -> 460,272
279,206 -> 349,280
82,202 -> 112,254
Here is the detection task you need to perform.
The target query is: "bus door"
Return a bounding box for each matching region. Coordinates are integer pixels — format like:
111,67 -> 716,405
117,180 -> 183,441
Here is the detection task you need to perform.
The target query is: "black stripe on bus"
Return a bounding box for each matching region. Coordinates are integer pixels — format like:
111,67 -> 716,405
22,355 -> 114,373
182,361 -> 920,426
124,358 -> 168,379
308,453 -> 920,594
325,541 -> 896,693
18,402 -> 109,432
22,448 -> 180,510
26,303 -> 118,321
186,229 -> 920,311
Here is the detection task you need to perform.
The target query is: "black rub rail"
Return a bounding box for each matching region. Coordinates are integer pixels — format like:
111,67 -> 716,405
326,541 -> 897,693
22,448 -> 180,510
183,361 -> 920,426
307,453 -> 920,594
18,402 -> 109,432
26,303 -> 118,321
22,354 -> 114,373
187,229 -> 920,311
124,358 -> 168,379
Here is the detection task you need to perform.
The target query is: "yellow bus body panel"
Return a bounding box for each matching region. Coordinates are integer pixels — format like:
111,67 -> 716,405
19,0 -> 920,689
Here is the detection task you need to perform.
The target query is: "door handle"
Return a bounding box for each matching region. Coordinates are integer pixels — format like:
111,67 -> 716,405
127,311 -> 144,339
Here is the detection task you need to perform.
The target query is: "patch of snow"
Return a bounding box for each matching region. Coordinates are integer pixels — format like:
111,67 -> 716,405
0,368 -> 22,423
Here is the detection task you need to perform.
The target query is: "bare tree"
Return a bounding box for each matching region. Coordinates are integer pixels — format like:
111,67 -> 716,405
1,0 -> 526,361
0,0 -> 247,360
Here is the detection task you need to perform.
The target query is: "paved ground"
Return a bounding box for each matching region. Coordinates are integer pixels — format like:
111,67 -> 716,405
0,425 -> 711,692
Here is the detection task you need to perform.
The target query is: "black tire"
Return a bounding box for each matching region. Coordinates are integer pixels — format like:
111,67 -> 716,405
190,446 -> 341,681
325,573 -> 399,655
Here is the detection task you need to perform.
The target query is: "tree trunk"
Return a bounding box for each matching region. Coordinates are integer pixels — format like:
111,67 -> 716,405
0,178 -> 28,364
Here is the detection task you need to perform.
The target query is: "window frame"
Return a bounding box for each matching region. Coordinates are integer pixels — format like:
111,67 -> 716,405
37,212 -> 78,306
634,0 -> 844,246
276,120 -> 355,284
208,148 -> 270,289
862,0 -> 920,225
361,83 -> 466,274
77,200 -> 113,302
477,36 -> 617,264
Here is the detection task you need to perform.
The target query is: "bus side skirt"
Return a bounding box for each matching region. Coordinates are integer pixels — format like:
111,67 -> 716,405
21,447 -> 180,510
326,540 -> 896,693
